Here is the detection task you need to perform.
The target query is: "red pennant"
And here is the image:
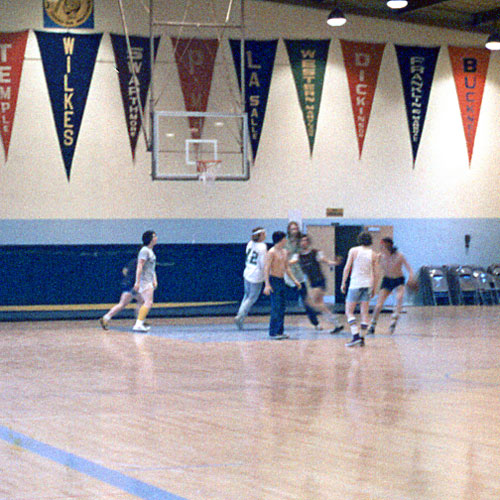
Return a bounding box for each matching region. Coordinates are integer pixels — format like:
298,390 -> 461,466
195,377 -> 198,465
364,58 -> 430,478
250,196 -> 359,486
171,37 -> 219,139
0,31 -> 29,160
448,46 -> 490,166
340,40 -> 385,159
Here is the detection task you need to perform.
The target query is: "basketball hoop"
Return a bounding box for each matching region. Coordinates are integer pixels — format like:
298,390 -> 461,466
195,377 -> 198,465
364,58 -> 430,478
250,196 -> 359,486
196,159 -> 222,186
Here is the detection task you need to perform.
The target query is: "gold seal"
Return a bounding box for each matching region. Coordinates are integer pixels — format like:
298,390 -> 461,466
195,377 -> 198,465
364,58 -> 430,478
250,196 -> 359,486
44,0 -> 93,28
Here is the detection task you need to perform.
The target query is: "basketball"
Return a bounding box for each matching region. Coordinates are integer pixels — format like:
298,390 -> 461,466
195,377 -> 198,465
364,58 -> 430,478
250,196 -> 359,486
407,278 -> 419,292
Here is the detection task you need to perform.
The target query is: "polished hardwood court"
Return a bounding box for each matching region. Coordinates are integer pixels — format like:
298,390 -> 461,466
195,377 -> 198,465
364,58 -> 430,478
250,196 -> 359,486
1,306 -> 500,499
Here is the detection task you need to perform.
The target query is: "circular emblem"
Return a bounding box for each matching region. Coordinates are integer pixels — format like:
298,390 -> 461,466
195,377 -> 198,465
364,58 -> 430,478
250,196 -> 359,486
44,0 -> 93,28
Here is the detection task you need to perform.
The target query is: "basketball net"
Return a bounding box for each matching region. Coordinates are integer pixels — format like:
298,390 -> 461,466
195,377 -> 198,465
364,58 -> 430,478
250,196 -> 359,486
196,159 -> 221,187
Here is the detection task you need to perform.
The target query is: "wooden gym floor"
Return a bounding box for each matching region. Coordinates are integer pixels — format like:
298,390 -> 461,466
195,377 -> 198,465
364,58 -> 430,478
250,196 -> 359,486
1,306 -> 500,500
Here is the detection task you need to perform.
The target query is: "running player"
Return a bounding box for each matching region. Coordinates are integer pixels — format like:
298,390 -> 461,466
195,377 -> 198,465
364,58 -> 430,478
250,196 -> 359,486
368,237 -> 414,334
341,231 -> 378,347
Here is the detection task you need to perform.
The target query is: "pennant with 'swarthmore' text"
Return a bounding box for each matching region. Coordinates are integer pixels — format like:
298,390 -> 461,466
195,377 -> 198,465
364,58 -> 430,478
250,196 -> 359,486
340,39 -> 385,160
0,30 -> 29,161
111,34 -> 160,161
171,37 -> 219,139
284,39 -> 330,156
396,44 -> 440,168
35,31 -> 102,181
230,39 -> 278,163
448,46 -> 490,166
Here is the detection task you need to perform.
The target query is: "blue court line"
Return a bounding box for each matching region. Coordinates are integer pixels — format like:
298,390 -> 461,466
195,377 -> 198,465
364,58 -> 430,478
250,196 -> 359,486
0,425 -> 189,500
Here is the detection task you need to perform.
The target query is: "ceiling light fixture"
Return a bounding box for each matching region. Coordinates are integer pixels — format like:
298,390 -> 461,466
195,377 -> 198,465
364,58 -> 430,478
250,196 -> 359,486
327,6 -> 347,27
387,0 -> 408,9
485,33 -> 500,51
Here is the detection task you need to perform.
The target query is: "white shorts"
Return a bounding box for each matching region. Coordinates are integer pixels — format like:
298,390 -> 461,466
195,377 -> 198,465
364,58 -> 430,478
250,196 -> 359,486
139,282 -> 154,294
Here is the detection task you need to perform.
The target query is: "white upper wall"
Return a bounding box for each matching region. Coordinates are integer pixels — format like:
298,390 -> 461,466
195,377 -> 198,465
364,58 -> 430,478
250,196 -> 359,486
0,0 -> 499,220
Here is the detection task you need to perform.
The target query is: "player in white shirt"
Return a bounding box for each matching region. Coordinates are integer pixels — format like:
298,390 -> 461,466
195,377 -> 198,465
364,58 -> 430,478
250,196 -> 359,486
235,227 -> 267,329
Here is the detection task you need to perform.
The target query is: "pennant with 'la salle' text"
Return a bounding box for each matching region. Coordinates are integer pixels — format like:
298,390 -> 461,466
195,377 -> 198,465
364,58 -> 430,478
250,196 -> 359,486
230,39 -> 278,163
340,39 -> 385,160
171,37 -> 219,139
448,46 -> 490,166
110,34 -> 160,161
396,44 -> 440,168
0,30 -> 29,161
284,39 -> 330,156
35,31 -> 102,181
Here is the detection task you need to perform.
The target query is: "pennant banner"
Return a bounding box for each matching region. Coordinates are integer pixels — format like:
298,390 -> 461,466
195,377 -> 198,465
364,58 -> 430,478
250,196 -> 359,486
110,34 -> 160,161
448,46 -> 490,166
230,39 -> 278,162
396,44 -> 440,167
340,39 -> 385,159
35,31 -> 102,180
0,30 -> 29,161
171,37 -> 219,139
284,39 -> 329,156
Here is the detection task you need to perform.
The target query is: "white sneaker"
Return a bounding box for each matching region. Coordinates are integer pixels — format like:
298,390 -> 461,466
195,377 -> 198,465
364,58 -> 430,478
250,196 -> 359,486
133,323 -> 150,332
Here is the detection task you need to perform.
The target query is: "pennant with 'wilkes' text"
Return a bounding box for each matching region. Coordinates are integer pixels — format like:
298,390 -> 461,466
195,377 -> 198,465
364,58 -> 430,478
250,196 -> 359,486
230,39 -> 278,163
35,31 -> 102,181
340,40 -> 385,160
448,46 -> 490,166
396,44 -> 440,168
110,34 -> 160,161
284,39 -> 329,156
0,30 -> 29,161
171,37 -> 219,139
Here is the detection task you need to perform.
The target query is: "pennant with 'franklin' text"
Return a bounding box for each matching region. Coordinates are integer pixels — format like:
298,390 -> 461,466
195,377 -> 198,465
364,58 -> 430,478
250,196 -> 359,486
230,39 -> 278,163
110,34 -> 160,161
35,31 -> 102,181
284,39 -> 330,156
340,39 -> 385,160
448,46 -> 490,166
0,30 -> 29,161
171,37 -> 219,140
396,44 -> 440,168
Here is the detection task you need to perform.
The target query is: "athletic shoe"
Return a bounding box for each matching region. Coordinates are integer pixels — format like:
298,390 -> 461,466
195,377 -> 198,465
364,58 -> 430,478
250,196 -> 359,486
346,336 -> 365,347
234,316 -> 244,330
314,324 -> 323,331
389,322 -> 397,334
367,325 -> 375,335
99,317 -> 109,330
270,334 -> 289,340
133,324 -> 150,332
329,325 -> 344,334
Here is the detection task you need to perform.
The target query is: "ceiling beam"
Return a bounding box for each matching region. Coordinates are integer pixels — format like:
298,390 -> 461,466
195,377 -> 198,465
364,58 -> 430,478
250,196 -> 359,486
471,7 -> 500,27
396,0 -> 449,15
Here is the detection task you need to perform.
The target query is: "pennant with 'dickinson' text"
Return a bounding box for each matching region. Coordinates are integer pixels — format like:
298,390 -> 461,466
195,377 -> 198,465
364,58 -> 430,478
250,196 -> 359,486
230,39 -> 278,163
110,34 -> 160,161
340,40 -> 385,160
0,30 -> 29,161
35,31 -> 102,181
448,46 -> 490,166
284,39 -> 330,156
171,37 -> 219,140
396,44 -> 440,168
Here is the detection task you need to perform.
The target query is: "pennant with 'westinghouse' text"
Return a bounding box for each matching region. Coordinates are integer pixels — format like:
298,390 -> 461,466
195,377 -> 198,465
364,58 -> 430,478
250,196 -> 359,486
35,31 -> 102,181
171,37 -> 219,140
395,44 -> 440,168
284,39 -> 329,156
448,46 -> 490,166
0,30 -> 29,161
230,39 -> 278,163
340,39 -> 385,160
110,34 -> 160,161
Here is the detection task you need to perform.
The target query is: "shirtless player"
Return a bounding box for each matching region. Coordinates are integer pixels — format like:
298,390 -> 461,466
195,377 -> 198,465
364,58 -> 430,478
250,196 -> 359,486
263,231 -> 301,340
368,237 -> 414,334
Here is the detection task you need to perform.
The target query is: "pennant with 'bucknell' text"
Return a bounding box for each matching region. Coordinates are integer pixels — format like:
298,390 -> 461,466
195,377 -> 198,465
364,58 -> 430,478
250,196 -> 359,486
35,31 -> 102,181
230,39 -> 278,163
171,37 -> 219,140
340,39 -> 385,160
284,39 -> 330,156
0,30 -> 29,161
396,44 -> 440,168
110,34 -> 160,161
448,46 -> 490,167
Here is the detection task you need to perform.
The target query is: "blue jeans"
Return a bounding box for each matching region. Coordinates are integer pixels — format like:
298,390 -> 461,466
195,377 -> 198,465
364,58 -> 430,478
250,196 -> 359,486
236,279 -> 263,320
269,276 -> 286,337
297,283 -> 319,326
